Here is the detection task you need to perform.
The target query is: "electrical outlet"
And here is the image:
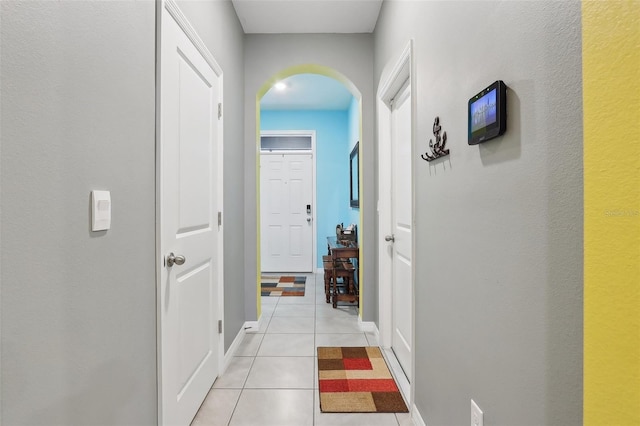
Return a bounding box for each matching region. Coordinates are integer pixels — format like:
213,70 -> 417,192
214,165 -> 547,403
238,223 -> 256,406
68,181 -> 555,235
471,399 -> 483,426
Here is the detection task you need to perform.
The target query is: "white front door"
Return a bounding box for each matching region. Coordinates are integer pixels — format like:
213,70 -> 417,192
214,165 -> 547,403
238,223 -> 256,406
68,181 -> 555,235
260,153 -> 314,272
158,4 -> 221,425
390,81 -> 412,380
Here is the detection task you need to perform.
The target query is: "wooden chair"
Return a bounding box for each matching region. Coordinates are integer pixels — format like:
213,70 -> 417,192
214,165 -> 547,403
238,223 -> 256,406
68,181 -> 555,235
330,247 -> 359,308
324,254 -> 356,305
322,255 -> 333,303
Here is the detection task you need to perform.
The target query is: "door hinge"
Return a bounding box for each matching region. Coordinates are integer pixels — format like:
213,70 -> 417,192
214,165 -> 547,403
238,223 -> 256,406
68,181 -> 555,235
218,320 -> 223,334
218,211 -> 222,226
218,103 -> 222,120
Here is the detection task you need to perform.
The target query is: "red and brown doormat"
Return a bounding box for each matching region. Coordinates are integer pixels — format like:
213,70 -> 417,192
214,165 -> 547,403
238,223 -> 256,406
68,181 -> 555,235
317,346 -> 409,413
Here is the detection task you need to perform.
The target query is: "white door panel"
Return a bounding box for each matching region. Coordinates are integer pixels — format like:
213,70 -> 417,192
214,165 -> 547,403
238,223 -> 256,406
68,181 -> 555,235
391,83 -> 412,380
177,262 -> 212,389
159,6 -> 220,425
178,55 -> 213,231
260,153 -> 313,272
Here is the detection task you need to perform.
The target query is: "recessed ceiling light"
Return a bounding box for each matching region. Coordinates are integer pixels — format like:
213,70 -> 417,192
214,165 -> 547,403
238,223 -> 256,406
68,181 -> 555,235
274,81 -> 287,91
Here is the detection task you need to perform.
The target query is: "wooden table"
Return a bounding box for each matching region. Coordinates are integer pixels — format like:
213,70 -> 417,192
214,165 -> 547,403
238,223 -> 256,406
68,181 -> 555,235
327,237 -> 359,308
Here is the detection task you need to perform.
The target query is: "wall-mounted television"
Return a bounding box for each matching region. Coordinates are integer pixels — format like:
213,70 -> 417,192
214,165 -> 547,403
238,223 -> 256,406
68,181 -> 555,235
468,80 -> 507,145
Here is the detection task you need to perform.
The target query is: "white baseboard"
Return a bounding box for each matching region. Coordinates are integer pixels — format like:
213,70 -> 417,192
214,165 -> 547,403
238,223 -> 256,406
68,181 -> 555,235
243,320 -> 260,333
412,403 -> 427,426
381,346 -> 410,405
222,316 -> 267,374
221,324 -> 246,375
358,319 -> 379,336
245,309 -> 273,334
360,322 -> 419,423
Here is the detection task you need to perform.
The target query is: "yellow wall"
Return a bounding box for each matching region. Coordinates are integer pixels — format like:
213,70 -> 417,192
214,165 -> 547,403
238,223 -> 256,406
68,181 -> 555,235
583,1 -> 640,424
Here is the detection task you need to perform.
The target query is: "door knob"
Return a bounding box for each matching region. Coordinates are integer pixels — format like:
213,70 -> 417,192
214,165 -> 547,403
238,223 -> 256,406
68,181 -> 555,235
166,252 -> 186,267
307,218 -> 312,222
384,235 -> 395,242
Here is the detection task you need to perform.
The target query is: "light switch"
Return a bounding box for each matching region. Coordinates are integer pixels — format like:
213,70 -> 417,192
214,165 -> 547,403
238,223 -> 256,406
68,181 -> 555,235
91,190 -> 111,231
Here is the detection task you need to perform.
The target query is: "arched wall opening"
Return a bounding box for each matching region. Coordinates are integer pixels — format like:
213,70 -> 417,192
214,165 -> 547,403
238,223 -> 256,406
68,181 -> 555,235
254,64 -> 364,319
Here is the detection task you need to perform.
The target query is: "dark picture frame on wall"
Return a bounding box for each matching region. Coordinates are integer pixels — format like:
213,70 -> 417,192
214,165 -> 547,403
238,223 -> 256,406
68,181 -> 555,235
350,142 -> 359,208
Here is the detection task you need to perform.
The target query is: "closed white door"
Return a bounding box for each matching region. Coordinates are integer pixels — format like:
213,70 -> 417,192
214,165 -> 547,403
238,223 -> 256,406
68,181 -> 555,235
159,5 -> 220,425
390,82 -> 412,380
260,153 -> 313,272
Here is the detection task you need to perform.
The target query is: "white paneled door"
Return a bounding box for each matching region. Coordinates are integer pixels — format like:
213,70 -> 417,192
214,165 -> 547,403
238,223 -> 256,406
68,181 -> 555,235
390,82 -> 412,380
158,4 -> 221,425
260,153 -> 314,273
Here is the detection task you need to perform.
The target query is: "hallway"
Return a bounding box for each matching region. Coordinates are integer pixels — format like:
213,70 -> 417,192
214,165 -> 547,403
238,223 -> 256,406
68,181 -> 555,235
191,273 -> 413,426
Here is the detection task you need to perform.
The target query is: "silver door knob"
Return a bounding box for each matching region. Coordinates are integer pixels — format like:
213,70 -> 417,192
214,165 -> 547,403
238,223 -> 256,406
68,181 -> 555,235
384,235 -> 395,242
166,252 -> 186,267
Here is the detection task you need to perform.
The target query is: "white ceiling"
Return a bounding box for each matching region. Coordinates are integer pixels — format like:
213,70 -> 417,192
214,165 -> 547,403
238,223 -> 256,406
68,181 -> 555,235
261,74 -> 354,110
232,0 -> 383,34
237,0 -> 379,109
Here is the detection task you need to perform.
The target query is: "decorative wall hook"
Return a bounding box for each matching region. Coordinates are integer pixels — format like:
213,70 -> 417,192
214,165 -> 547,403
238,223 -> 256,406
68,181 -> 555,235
421,116 -> 450,162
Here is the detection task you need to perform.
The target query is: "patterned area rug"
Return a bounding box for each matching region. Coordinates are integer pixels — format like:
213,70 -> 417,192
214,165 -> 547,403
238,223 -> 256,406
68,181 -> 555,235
317,346 -> 409,413
261,275 -> 306,296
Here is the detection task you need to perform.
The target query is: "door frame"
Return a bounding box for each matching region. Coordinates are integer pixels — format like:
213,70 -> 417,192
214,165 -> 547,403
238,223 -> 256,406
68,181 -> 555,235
259,130 -> 317,274
155,0 -> 225,423
377,40 -> 415,407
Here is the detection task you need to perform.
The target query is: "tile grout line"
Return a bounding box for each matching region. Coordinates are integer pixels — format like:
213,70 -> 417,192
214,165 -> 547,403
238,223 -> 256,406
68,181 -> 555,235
226,281 -> 279,425
225,387 -> 244,426
313,272 -> 318,426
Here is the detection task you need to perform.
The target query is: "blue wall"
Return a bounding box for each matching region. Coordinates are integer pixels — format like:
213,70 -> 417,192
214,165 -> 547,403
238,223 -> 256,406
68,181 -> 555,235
261,109 -> 352,268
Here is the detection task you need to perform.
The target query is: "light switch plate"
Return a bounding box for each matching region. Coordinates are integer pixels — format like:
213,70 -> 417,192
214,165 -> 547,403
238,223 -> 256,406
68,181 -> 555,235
471,399 -> 483,426
91,190 -> 111,231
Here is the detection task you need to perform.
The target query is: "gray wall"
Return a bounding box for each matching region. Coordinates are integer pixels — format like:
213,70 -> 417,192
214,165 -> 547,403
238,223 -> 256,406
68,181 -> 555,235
244,34 -> 377,322
374,1 -> 583,425
1,1 -> 247,423
1,1 -> 157,424
176,0 -> 246,352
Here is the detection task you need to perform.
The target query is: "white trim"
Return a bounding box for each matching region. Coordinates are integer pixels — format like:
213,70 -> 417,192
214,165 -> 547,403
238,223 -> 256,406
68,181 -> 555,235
216,74 -> 225,380
0,8 -> 3,410
221,324 -> 247,375
377,41 -> 412,106
164,0 -> 222,76
412,403 -> 427,426
377,99 -> 392,349
381,347 -> 410,408
259,130 -> 317,274
376,39 -> 416,412
155,2 -> 163,419
363,322 -> 413,421
259,150 -> 312,156
358,319 -> 379,335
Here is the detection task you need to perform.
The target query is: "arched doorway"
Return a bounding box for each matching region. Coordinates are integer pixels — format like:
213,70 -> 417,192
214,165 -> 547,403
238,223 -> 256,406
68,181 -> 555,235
254,65 -> 364,321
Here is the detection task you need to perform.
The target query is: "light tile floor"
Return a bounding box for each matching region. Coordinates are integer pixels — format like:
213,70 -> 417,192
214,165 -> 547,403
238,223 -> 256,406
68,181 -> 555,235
191,273 -> 414,426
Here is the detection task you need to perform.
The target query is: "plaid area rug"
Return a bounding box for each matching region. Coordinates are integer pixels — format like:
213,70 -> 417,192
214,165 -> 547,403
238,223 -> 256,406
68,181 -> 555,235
261,275 -> 306,296
317,346 -> 409,413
